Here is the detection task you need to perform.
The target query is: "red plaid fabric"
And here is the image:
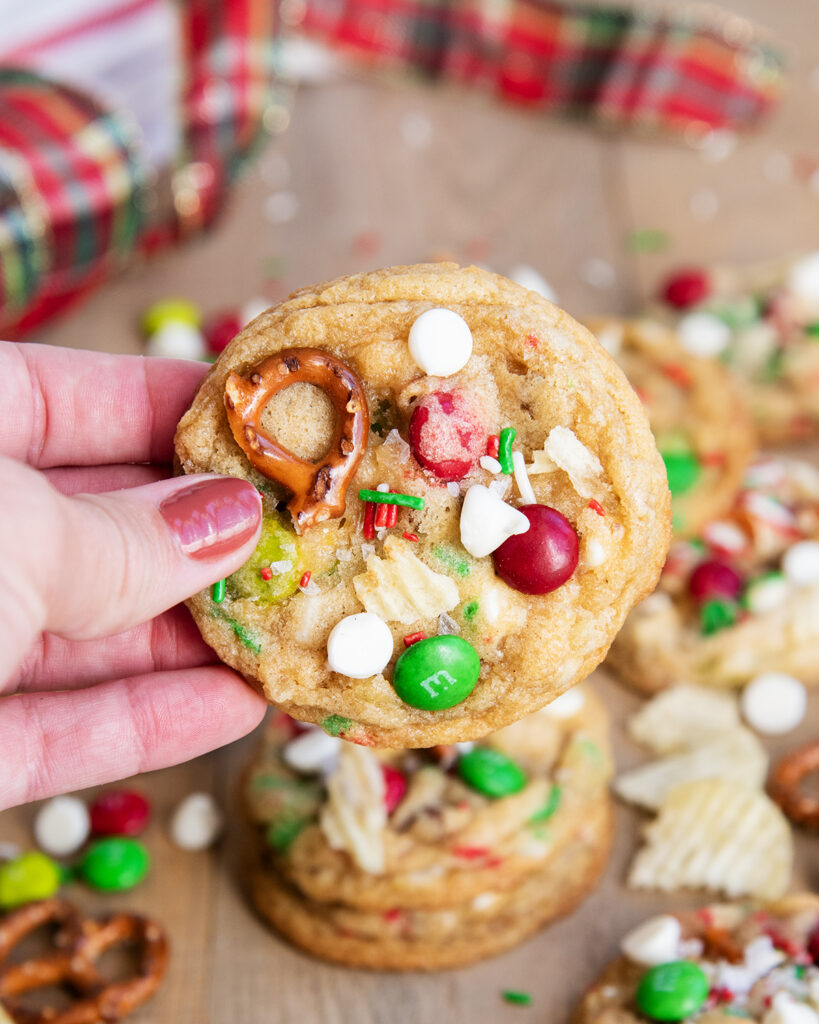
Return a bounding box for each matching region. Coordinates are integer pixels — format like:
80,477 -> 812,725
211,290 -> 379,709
299,0 -> 784,134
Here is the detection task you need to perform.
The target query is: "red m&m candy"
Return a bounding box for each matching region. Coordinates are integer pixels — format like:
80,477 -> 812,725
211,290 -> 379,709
204,312 -> 242,355
381,765 -> 407,814
808,922 -> 819,964
492,505 -> 578,595
661,269 -> 710,309
408,391 -> 485,482
90,790 -> 151,837
688,560 -> 743,603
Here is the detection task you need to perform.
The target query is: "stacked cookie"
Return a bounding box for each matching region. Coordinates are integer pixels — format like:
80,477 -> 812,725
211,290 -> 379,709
243,688 -> 613,970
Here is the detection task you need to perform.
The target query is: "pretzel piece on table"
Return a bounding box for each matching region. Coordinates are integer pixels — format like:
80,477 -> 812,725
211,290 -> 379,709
770,742 -> 819,829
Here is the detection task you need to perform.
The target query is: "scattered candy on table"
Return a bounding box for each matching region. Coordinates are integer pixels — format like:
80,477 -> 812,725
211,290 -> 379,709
34,795 -> 91,857
90,790 -> 151,837
741,672 -> 807,735
327,613 -> 394,678
635,961 -> 709,1021
392,635 -> 480,710
169,793 -> 225,852
408,308 -> 473,376
0,851 -> 62,908
502,989 -> 534,1007
619,915 -> 683,966
80,837 -> 150,892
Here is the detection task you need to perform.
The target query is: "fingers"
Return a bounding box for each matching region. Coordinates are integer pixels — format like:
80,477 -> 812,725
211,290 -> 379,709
45,464 -> 168,496
9,607 -> 216,695
0,666 -> 267,810
0,459 -> 262,685
0,341 -> 208,468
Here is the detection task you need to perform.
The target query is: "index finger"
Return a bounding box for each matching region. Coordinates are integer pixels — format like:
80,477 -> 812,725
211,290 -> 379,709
0,342 -> 209,468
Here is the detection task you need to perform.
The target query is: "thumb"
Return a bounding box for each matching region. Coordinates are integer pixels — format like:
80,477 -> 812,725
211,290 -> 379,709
1,459 -> 262,677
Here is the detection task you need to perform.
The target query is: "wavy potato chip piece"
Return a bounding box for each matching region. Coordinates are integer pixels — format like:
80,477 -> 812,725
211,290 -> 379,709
628,684 -> 741,754
353,536 -> 459,625
615,728 -> 767,811
628,778 -> 792,900
320,745 -> 387,875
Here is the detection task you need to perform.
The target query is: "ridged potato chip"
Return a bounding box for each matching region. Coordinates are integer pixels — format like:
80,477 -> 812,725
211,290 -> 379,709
628,684 -> 741,754
615,727 -> 767,811
353,536 -> 459,625
628,778 -> 792,900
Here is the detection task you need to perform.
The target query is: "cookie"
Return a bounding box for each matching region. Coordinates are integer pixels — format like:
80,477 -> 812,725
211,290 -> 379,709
175,263 -> 670,746
608,456 -> 819,694
586,316 -> 754,538
243,686 -> 612,912
655,255 -> 819,444
575,893 -> 819,1023
242,687 -> 613,969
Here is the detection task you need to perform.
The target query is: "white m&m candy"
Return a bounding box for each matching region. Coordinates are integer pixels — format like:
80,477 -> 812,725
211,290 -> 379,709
782,540 -> 819,587
34,796 -> 90,857
327,613 -> 394,678
620,915 -> 682,966
146,322 -> 207,361
408,308 -> 473,377
170,793 -> 224,851
677,312 -> 731,358
742,672 -> 807,735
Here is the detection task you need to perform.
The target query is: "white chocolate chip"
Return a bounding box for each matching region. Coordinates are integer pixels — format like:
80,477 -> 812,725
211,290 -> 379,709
582,538 -> 607,568
146,322 -> 207,360
542,687 -> 585,718
782,540 -> 819,587
745,573 -> 789,614
512,451 -> 536,504
170,793 -> 224,851
34,796 -> 90,857
327,613 -> 394,678
408,308 -> 473,376
741,673 -> 807,735
677,312 -> 731,358
620,915 -> 682,966
459,484 -> 530,558
479,455 -> 501,474
763,992 -> 819,1024
283,729 -> 342,774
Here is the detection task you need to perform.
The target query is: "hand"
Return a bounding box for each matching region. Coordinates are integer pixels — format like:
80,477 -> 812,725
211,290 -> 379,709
0,341 -> 267,810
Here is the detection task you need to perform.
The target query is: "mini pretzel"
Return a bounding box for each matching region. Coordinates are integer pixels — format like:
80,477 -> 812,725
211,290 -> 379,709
770,742 -> 819,829
0,898 -> 168,1024
225,347 -> 369,533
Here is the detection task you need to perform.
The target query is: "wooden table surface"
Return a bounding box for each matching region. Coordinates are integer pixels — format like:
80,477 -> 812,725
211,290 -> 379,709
3,0 -> 819,1021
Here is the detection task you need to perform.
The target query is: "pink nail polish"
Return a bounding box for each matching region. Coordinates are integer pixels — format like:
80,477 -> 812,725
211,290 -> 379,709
159,478 -> 261,561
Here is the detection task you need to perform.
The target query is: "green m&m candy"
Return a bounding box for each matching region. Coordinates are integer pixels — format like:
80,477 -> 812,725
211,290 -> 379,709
458,747 -> 526,798
0,852 -> 61,909
80,837 -> 149,891
635,961 -> 709,1021
661,450 -> 701,496
392,635 -> 480,711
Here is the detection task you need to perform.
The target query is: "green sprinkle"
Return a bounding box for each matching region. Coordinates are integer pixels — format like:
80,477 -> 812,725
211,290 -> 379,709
530,784 -> 562,824
700,598 -> 738,636
211,608 -> 262,654
211,579 -> 226,604
463,600 -> 479,621
266,815 -> 307,851
627,228 -> 669,253
502,991 -> 533,1006
795,965 -> 807,980
578,738 -> 604,763
433,544 -> 471,578
358,489 -> 425,510
498,427 -> 516,475
321,714 -> 352,737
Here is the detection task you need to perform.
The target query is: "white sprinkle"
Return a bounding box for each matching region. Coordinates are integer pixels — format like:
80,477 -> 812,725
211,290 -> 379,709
620,915 -> 682,966
327,613 -> 394,678
698,128 -> 738,163
264,190 -> 300,224
400,111 -> 433,150
689,188 -> 720,222
170,793 -> 224,851
512,451 -> 536,504
742,672 -> 807,735
580,258 -> 616,290
509,264 -> 557,302
283,729 -> 341,774
763,151 -> 792,184
376,482 -> 390,492
146,322 -> 206,361
446,481 -> 460,498
479,455 -> 501,474
782,540 -> 819,586
677,311 -> 731,358
408,308 -> 473,377
459,484 -> 530,558
34,796 -> 90,858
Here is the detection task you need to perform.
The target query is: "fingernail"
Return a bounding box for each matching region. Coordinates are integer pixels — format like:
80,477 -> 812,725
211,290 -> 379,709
159,478 -> 261,561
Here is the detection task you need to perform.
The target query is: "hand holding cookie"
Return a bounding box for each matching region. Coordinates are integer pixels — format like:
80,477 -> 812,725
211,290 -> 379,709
0,342 -> 267,811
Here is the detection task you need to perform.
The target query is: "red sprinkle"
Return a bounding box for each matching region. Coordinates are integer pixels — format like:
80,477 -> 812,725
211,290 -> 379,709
452,845 -> 491,861
374,503 -> 390,529
403,631 -> 426,647
299,571 -> 312,589
588,499 -> 606,517
363,502 -> 376,540
383,908 -> 403,923
260,566 -> 273,581
486,435 -> 500,458
662,362 -> 693,389
701,452 -> 727,467
402,531 -> 419,542
525,333 -> 540,349
386,502 -> 398,529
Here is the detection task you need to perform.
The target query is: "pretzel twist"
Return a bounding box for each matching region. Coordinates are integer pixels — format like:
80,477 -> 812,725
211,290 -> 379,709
224,347 -> 369,533
0,898 -> 168,1024
770,742 -> 819,829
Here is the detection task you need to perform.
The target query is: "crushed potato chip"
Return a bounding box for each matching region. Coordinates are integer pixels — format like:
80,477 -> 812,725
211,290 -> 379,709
615,728 -> 767,811
628,684 -> 741,754
528,426 -> 611,499
353,536 -> 459,625
320,745 -> 387,874
628,778 -> 792,900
